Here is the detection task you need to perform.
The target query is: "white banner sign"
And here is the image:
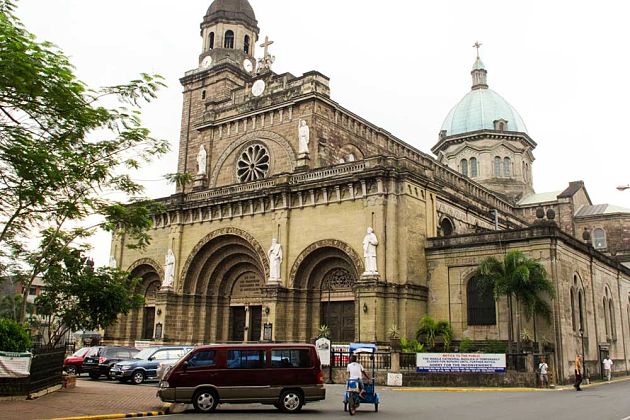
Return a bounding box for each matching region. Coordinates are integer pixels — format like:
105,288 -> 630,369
0,351 -> 32,378
315,337 -> 331,366
416,353 -> 506,373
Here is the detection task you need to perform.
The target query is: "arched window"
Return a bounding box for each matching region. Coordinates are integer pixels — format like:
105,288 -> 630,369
570,288 -> 576,331
603,297 -> 609,338
440,218 -> 454,237
201,90 -> 206,100
244,35 -> 250,54
525,163 -> 530,182
494,157 -> 502,177
208,32 -> 215,50
503,157 -> 511,177
592,228 -> 607,249
578,290 -> 586,334
467,277 -> 496,325
609,298 -> 616,339
470,158 -> 478,177
460,159 -> 468,176
224,30 -> 234,49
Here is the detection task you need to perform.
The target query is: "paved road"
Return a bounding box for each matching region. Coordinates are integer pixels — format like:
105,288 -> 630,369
163,381 -> 630,420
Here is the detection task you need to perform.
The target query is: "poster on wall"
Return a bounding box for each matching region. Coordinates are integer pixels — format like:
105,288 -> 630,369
416,353 -> 506,373
315,337 -> 331,366
0,351 -> 32,378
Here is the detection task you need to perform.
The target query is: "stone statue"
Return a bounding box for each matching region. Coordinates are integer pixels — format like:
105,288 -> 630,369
298,120 -> 310,155
109,255 -> 117,269
268,238 -> 283,282
163,248 -> 175,288
196,145 -> 207,175
362,227 -> 379,274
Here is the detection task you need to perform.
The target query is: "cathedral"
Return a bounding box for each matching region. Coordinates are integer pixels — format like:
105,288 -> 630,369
107,0 -> 630,383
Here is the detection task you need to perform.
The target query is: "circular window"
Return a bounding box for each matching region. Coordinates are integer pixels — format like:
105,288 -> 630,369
237,144 -> 270,183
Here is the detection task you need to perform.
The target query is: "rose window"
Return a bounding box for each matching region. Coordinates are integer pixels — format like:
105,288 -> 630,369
237,144 -> 270,183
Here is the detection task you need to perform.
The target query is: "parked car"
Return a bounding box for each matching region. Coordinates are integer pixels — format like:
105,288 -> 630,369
156,348 -> 195,381
110,346 -> 193,385
63,346 -> 93,375
82,345 -> 139,380
158,343 -> 325,413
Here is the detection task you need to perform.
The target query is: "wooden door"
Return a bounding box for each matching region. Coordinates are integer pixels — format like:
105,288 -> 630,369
142,307 -> 155,339
230,307 -> 246,342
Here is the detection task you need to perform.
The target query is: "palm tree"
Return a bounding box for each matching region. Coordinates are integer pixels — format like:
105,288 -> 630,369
416,315 -> 453,351
474,250 -> 555,353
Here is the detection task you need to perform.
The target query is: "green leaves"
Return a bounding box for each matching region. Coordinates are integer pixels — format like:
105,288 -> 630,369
0,3 -> 169,325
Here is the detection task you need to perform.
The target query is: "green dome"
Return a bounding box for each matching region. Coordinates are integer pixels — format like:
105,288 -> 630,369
440,88 -> 528,136
441,57 -> 528,136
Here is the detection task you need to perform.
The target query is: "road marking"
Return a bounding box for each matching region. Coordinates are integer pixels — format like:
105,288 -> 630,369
619,416 -> 630,420
393,387 -> 547,393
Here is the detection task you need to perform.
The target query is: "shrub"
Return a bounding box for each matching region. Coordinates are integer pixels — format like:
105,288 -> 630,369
400,338 -> 425,353
0,318 -> 32,352
484,340 -> 507,354
459,337 -> 474,353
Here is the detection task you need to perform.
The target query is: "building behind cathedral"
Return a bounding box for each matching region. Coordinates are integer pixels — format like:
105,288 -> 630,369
108,0 -> 630,383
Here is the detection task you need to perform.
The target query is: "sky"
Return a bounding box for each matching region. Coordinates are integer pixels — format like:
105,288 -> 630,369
14,0 -> 630,265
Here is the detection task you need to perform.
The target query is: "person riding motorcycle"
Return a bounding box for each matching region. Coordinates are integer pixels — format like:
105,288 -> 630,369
346,354 -> 371,398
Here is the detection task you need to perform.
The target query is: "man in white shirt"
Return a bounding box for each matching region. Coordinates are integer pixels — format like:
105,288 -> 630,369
603,356 -> 613,381
347,355 -> 370,397
538,357 -> 549,388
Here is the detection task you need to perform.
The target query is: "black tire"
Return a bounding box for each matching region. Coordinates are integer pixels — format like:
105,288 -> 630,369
89,372 -> 100,380
131,370 -> 145,385
279,390 -> 304,413
348,395 -> 356,416
65,365 -> 78,376
192,389 -> 218,413
375,403 -> 379,412
107,367 -> 117,380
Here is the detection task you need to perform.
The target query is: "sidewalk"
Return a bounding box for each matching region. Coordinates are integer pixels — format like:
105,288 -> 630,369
1,378 -> 168,420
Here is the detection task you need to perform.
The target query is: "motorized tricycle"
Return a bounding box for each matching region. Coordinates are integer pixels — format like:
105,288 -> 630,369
343,343 -> 380,415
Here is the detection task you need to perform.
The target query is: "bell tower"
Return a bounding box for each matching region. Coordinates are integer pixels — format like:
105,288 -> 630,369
199,0 -> 259,71
176,0 -> 260,192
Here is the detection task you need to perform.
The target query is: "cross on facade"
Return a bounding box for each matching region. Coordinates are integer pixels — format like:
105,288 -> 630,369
473,41 -> 482,58
260,35 -> 274,58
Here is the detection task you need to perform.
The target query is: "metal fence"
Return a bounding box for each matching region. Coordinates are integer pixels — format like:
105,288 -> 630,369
330,349 -> 391,370
400,352 -> 417,371
506,353 -> 527,372
0,346 -> 65,397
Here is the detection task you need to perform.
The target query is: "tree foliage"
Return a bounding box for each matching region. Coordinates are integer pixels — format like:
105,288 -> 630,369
473,250 -> 555,352
33,233 -> 143,347
0,317 -> 32,352
0,0 -> 169,323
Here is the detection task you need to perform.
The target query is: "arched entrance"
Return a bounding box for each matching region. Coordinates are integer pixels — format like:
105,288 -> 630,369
181,230 -> 266,343
291,241 -> 362,342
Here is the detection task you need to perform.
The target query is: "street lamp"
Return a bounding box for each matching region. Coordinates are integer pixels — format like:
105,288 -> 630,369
579,328 -> 587,382
617,185 -> 630,191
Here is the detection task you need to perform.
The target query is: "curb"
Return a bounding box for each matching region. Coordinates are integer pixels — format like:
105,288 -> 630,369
393,387 -> 546,392
50,406 -> 171,420
555,376 -> 630,391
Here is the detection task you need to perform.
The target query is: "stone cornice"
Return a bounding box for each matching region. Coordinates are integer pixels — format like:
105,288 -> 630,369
426,224 -> 630,277
431,130 -> 537,155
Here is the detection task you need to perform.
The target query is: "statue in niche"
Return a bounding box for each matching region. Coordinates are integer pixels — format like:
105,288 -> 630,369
298,120 -> 310,155
109,255 -> 117,269
196,145 -> 207,175
268,238 -> 283,282
362,227 -> 379,274
163,249 -> 175,288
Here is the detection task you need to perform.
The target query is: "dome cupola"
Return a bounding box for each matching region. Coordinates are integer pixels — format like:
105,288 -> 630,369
432,44 -> 536,203
204,0 -> 258,29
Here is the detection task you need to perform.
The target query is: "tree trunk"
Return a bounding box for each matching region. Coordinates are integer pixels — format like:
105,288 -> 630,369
507,294 -> 514,353
516,299 -> 522,353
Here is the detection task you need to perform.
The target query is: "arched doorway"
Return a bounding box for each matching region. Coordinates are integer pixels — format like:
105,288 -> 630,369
181,230 -> 266,343
291,241 -> 362,342
320,268 -> 356,342
141,280 -> 160,339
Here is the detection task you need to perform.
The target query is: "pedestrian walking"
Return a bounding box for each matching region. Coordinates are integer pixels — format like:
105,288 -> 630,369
603,356 -> 613,381
538,357 -> 549,388
574,354 -> 583,391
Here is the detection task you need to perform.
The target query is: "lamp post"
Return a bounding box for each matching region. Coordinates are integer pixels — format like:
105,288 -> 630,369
579,328 -> 587,383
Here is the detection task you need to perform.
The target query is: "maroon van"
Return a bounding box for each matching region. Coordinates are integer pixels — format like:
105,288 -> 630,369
158,343 -> 325,413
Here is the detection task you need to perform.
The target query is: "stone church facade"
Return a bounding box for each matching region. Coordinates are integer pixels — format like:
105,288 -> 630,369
107,0 -> 630,383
